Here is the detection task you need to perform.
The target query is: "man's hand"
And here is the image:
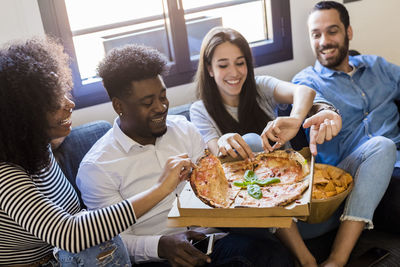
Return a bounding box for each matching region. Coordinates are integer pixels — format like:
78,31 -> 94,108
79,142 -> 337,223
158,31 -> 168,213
217,133 -> 254,160
158,231 -> 211,267
261,116 -> 303,152
157,154 -> 195,194
303,110 -> 342,156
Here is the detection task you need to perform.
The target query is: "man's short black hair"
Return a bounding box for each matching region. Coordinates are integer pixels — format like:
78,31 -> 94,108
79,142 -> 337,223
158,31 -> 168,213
97,44 -> 168,99
312,1 -> 350,29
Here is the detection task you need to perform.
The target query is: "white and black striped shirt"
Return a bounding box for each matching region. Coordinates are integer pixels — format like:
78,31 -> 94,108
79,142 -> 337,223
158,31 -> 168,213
0,153 -> 136,265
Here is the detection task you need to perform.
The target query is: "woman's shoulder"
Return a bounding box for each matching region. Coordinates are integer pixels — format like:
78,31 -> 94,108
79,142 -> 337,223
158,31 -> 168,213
255,75 -> 281,88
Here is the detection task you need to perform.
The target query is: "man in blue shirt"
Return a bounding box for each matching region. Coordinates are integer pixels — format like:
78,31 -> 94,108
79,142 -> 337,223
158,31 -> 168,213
293,1 -> 399,266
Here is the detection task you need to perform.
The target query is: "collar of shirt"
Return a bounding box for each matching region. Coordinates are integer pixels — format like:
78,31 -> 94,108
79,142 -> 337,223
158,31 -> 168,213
313,56 -> 366,77
112,117 -> 143,153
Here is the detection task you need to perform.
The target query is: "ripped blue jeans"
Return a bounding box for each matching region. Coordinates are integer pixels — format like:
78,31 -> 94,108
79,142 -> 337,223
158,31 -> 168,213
56,235 -> 131,267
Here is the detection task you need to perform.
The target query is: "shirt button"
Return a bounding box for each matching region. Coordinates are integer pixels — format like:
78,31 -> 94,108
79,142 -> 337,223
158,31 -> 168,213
364,118 -> 367,121
361,93 -> 366,97
365,112 -> 369,116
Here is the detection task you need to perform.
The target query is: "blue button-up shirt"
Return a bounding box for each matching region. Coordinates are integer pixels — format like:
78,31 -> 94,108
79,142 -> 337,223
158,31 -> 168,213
293,55 -> 400,166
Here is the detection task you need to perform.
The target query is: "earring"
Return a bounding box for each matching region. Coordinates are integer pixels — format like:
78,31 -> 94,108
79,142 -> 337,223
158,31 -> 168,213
119,113 -> 123,116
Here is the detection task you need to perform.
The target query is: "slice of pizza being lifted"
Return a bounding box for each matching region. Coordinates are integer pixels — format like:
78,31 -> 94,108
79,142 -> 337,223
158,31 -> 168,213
190,151 -> 241,208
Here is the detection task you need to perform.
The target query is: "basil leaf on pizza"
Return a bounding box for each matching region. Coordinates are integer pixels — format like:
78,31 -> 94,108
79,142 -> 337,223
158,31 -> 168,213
247,184 -> 262,199
256,177 -> 281,186
244,170 -> 258,184
190,149 -> 310,208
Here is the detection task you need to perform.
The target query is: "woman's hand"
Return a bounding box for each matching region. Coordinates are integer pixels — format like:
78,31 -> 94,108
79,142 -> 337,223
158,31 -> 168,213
217,133 -> 254,160
261,116 -> 303,152
303,110 -> 342,156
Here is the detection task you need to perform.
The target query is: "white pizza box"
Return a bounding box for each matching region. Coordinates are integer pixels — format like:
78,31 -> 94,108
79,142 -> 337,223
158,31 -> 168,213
167,148 -> 315,227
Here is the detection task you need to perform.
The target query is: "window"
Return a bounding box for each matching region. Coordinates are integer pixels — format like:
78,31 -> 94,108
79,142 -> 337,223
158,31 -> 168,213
38,0 -> 292,109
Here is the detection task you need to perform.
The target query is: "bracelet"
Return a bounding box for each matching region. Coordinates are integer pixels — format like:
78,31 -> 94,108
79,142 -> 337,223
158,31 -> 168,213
316,105 -> 341,116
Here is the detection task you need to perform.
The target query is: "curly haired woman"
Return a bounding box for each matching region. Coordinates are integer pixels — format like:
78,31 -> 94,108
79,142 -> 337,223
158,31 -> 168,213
0,37 -> 192,266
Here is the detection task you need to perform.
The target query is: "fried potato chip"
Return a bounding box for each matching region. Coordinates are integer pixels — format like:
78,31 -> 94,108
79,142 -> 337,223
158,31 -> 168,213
324,181 -> 336,192
312,164 -> 353,200
327,168 -> 343,180
335,186 -> 345,194
312,189 -> 325,199
326,191 -> 337,197
343,173 -> 353,185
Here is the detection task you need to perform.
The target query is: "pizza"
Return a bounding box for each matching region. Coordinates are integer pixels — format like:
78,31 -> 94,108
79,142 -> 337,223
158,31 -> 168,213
190,150 -> 310,208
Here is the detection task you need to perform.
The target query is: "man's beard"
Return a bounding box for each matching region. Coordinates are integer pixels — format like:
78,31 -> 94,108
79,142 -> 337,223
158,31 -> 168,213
152,127 -> 167,138
317,34 -> 349,69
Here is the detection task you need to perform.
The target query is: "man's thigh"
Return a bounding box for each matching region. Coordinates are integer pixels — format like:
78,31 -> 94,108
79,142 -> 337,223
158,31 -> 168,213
210,233 -> 294,267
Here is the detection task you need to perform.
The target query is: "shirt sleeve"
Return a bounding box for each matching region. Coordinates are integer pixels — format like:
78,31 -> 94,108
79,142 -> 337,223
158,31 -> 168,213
186,119 -> 207,162
120,232 -> 163,263
255,75 -> 281,98
292,70 -> 334,106
0,162 -> 136,254
77,161 -> 164,261
377,56 -> 400,98
189,101 -> 221,143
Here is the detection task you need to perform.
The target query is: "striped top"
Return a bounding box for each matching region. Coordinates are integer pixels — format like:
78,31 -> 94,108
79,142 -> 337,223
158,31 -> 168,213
0,152 -> 136,265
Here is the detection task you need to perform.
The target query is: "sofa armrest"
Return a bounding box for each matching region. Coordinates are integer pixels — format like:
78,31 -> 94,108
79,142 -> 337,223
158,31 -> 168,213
53,120 -> 112,208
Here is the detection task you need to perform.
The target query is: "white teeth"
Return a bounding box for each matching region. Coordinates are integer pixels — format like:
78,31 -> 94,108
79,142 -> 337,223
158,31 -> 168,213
226,80 -> 240,85
322,48 -> 335,54
60,115 -> 72,125
60,118 -> 71,125
152,117 -> 164,123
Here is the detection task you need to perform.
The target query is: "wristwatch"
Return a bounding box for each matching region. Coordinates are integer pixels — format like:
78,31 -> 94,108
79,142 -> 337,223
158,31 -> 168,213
316,105 -> 341,116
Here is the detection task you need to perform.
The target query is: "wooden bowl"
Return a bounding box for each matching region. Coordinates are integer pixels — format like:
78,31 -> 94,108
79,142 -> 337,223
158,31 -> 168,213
306,164 -> 353,224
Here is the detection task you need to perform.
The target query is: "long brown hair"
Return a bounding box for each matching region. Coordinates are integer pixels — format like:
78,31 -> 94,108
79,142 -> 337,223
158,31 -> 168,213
194,27 -> 272,135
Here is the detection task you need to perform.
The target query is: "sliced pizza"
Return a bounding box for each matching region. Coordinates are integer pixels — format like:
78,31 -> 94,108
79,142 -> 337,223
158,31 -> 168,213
254,150 -> 309,184
232,179 -> 309,208
190,151 -> 241,208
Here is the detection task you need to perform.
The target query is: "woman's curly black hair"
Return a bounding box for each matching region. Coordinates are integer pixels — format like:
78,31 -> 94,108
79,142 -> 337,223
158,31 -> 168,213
0,37 -> 72,174
97,44 -> 168,99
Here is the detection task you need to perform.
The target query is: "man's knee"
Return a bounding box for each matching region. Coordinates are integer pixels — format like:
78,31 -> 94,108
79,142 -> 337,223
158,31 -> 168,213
369,136 -> 396,156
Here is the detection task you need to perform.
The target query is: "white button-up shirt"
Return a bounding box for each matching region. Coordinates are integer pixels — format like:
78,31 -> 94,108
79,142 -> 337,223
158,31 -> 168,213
76,115 -> 205,263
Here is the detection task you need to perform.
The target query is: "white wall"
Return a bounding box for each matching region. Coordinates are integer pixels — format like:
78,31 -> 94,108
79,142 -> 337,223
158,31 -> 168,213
0,0 -> 44,44
1,0 -> 399,126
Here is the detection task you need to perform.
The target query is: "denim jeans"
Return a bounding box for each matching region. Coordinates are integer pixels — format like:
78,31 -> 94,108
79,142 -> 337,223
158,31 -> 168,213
298,136 -> 396,239
135,232 -> 294,267
56,235 -> 131,266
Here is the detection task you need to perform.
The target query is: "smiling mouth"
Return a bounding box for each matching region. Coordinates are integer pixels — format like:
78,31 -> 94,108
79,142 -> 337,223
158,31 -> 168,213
320,48 -> 336,56
225,79 -> 240,85
59,115 -> 72,126
151,114 -> 167,124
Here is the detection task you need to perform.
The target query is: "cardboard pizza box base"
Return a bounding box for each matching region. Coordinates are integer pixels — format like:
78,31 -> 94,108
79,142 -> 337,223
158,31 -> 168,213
167,148 -> 315,228
167,201 -> 293,228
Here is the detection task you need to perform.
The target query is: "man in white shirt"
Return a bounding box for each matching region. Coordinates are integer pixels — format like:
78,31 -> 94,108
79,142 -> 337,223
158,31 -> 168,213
77,44 -> 294,266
